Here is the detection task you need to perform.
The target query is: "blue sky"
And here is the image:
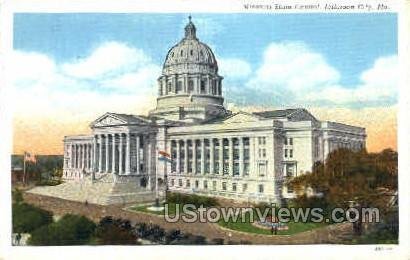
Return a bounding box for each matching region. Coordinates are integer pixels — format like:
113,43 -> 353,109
12,13 -> 398,108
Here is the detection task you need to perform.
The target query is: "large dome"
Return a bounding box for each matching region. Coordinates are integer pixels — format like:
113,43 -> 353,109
162,18 -> 218,74
150,17 -> 227,123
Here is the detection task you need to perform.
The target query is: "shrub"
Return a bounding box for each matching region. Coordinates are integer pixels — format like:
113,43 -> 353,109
28,214 -> 95,245
94,216 -> 138,245
12,189 -> 24,204
166,192 -> 219,207
12,203 -> 53,233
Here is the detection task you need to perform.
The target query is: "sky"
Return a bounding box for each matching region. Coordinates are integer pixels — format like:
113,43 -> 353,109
11,13 -> 397,154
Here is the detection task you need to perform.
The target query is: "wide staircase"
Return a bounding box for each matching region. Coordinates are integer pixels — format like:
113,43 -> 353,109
28,173 -> 157,205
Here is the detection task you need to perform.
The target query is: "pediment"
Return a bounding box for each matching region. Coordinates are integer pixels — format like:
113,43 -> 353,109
222,112 -> 262,124
91,114 -> 127,127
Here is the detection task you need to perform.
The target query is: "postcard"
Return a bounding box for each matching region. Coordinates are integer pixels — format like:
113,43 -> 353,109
0,0 -> 408,259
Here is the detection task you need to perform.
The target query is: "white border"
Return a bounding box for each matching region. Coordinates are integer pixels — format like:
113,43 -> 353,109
0,0 -> 408,259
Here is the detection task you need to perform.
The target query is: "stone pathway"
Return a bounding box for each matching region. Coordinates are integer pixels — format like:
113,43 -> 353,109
23,193 -> 354,245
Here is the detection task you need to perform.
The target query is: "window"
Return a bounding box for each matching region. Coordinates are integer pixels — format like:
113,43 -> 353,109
289,149 -> 293,158
180,50 -> 183,56
284,149 -> 288,158
233,163 -> 239,176
188,80 -> 194,93
258,163 -> 266,177
177,81 -> 183,93
212,180 -> 217,190
287,185 -> 294,193
258,184 -> 264,193
167,82 -> 172,93
186,179 -> 190,188
179,179 -> 183,187
204,180 -> 208,190
289,138 -> 293,145
262,149 -> 266,158
200,79 -> 206,93
244,163 -> 249,176
190,49 -> 193,56
242,183 -> 248,192
286,164 -> 295,177
170,179 -> 174,186
222,182 -> 227,191
195,180 -> 199,188
232,183 -> 237,192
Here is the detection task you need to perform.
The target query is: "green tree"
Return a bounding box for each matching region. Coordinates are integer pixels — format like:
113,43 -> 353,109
93,216 -> 139,245
28,214 -> 95,245
290,148 -> 397,211
12,203 -> 53,233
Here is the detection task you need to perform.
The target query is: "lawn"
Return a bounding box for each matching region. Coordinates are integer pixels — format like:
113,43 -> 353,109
218,211 -> 326,235
128,203 -> 182,216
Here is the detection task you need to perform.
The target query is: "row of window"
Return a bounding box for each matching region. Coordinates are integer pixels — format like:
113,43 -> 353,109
284,149 -> 293,158
169,178 -> 265,193
162,78 -> 222,96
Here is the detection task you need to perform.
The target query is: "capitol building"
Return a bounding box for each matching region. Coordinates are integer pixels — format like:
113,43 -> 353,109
61,18 -> 366,205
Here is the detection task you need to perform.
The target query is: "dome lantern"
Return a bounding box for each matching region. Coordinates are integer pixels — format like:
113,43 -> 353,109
184,16 -> 197,39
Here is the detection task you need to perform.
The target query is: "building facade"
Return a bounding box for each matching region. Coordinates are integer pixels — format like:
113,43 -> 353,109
63,18 -> 366,204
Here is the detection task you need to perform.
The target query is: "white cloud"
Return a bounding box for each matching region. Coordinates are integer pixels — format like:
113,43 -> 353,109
305,55 -> 398,105
247,42 -> 340,93
240,41 -> 397,107
218,58 -> 251,79
61,42 -> 154,80
9,42 -> 160,118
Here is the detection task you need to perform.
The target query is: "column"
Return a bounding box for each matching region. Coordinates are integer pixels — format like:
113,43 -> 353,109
93,137 -> 97,172
88,144 -> 91,170
119,134 -> 123,174
70,145 -> 73,169
219,138 -> 224,175
81,144 -> 85,169
200,138 -> 205,175
176,140 -> 181,173
76,144 -> 79,169
112,134 -> 116,173
136,135 -> 140,174
192,139 -> 197,174
83,144 -> 86,169
98,136 -> 103,172
72,145 -> 76,168
147,134 -> 153,189
239,137 -> 244,176
126,133 -> 131,174
229,138 -> 234,175
103,135 -> 108,172
323,138 -> 329,161
210,138 -> 215,174
184,140 -> 188,173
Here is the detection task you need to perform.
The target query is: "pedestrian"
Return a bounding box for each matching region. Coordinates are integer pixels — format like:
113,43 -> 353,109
16,233 -> 22,245
85,200 -> 88,206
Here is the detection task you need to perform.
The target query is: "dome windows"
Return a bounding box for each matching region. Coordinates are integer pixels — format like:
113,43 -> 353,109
200,79 -> 207,94
177,81 -> 183,93
188,80 -> 194,93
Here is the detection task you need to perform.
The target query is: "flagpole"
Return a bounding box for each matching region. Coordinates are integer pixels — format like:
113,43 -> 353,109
23,152 -> 26,186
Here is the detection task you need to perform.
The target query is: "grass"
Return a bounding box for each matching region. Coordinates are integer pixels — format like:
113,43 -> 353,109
128,203 -> 182,216
218,210 -> 327,235
130,204 -> 326,236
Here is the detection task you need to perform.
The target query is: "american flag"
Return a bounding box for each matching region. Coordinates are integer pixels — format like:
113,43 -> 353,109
24,152 -> 37,163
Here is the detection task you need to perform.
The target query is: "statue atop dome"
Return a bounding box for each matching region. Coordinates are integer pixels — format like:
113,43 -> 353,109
184,16 -> 197,39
